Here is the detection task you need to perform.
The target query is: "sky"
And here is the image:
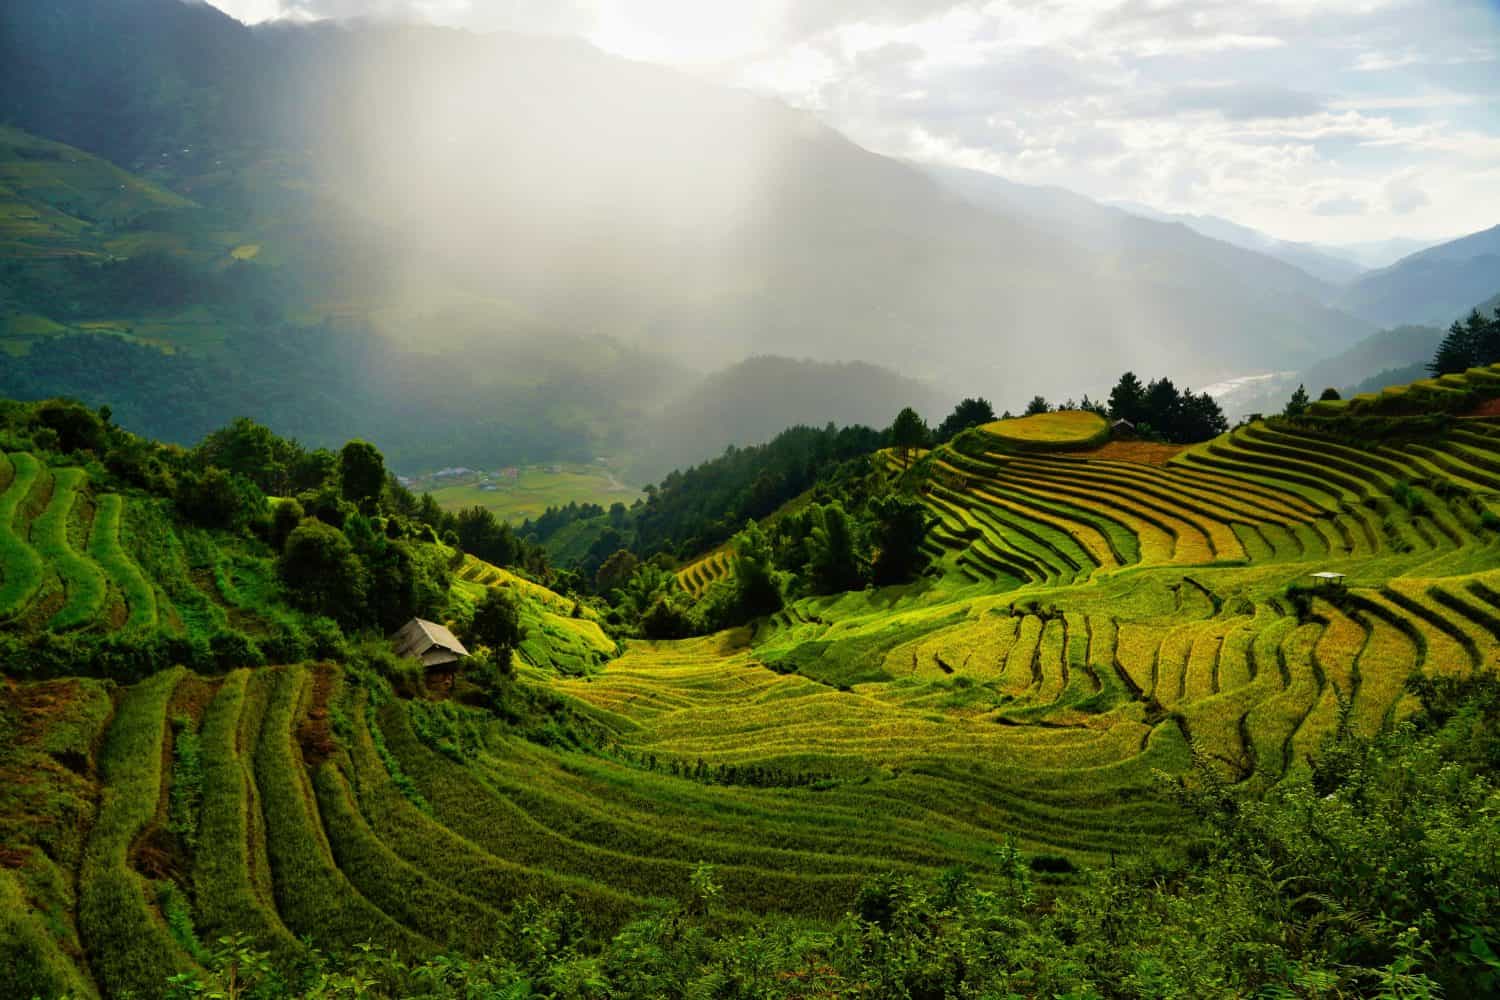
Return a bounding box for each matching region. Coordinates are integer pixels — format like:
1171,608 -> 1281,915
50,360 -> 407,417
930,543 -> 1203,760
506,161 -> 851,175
203,0 -> 1500,245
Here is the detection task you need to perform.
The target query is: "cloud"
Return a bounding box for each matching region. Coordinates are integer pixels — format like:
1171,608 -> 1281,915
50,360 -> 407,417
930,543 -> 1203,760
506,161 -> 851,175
203,0 -> 1500,242
1125,83 -> 1325,121
1311,194 -> 1367,216
1384,174 -> 1430,214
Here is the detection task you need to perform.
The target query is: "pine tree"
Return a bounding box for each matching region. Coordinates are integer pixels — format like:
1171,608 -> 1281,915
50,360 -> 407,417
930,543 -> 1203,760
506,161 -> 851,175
1429,317 -> 1477,375
1283,384 -> 1311,419
1108,372 -> 1146,423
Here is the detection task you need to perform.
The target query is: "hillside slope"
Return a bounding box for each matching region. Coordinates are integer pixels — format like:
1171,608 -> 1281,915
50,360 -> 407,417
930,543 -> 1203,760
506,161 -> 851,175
5,369 -> 1500,996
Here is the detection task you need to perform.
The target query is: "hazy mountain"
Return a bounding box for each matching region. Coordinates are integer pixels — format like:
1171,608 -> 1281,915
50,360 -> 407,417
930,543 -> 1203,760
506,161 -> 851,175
1225,324 -> 1443,418
634,356 -> 948,481
1310,236 -> 1446,272
931,167 -> 1349,302
1108,200 -> 1366,286
2,0 -> 1376,448
1338,225 -> 1500,327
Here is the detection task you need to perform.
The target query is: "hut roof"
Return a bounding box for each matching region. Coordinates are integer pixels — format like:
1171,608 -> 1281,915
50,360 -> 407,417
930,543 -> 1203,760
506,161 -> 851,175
1309,571 -> 1347,580
392,618 -> 469,663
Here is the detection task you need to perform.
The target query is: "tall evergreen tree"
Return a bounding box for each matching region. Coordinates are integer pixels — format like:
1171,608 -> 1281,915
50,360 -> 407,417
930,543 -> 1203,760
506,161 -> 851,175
1024,396 -> 1051,416
935,398 -> 995,441
1283,384 -> 1311,419
1107,372 -> 1146,424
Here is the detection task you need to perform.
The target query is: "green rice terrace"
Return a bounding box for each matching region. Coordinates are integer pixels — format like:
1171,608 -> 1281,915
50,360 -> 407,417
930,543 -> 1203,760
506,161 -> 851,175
3,369 -> 1500,998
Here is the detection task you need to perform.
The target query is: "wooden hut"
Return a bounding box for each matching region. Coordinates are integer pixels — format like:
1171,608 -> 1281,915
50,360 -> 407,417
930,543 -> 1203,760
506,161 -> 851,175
391,618 -> 469,691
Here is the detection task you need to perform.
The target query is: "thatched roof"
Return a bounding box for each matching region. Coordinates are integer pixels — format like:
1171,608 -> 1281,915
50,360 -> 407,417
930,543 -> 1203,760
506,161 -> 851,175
391,618 -> 469,668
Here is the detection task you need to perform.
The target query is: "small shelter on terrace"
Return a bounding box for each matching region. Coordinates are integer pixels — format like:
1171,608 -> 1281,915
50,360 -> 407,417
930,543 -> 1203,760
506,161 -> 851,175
392,618 -> 469,669
1309,571 -> 1347,587
1110,418 -> 1136,438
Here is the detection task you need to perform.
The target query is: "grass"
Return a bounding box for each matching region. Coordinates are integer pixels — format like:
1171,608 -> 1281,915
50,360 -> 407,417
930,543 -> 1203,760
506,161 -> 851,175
424,464 -> 639,524
33,468 -> 107,630
251,667 -> 429,957
89,494 -> 158,629
979,410 -> 1110,450
77,667 -> 195,1000
0,453 -> 45,618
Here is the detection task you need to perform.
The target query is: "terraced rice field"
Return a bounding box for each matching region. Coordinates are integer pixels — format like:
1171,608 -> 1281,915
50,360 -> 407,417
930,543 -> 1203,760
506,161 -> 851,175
677,548 -> 732,598
0,454 -> 159,631
7,400 -> 1500,996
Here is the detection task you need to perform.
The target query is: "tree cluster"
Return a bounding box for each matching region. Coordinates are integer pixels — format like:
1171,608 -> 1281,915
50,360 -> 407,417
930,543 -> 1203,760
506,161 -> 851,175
1429,306 -> 1500,376
1107,372 -> 1228,442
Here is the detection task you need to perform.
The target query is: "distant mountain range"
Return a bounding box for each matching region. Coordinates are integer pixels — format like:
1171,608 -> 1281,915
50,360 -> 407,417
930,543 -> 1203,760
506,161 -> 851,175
1106,201 -> 1370,286
1337,225 -> 1500,328
0,0 -> 1494,472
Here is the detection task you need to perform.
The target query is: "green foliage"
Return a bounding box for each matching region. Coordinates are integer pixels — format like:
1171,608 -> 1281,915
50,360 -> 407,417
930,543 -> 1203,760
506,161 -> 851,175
594,548 -> 639,596
79,668 -> 195,999
90,494 -> 158,629
278,519 -> 368,627
167,714 -> 204,851
33,468 -> 107,630
731,520 -> 783,620
804,502 -> 867,594
338,439 -> 386,509
934,396 -> 995,442
178,466 -> 267,531
0,452 -> 45,618
889,406 -> 929,468
1429,306 -> 1500,375
870,492 -> 932,585
1108,372 -> 1228,442
469,587 -> 525,662
1284,382 -> 1312,418
34,399 -> 105,455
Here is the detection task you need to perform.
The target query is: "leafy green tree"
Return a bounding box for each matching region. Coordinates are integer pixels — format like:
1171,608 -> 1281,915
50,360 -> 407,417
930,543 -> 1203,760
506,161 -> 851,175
731,520 -> 783,619
177,467 -> 266,531
196,417 -> 286,494
640,592 -> 695,639
1108,372 -> 1146,423
34,399 -> 106,455
277,519 -> 367,626
1283,383 -> 1311,419
338,439 -> 386,509
1023,396 -> 1051,417
269,497 -> 304,549
469,586 -> 524,663
1319,386 -> 1342,401
455,506 -> 522,567
870,493 -> 931,585
595,549 -> 640,596
805,502 -> 866,594
889,407 -> 928,469
935,398 -> 995,441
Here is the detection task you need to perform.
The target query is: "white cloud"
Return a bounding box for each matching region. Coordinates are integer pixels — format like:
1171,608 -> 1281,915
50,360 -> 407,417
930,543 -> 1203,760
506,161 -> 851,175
203,0 -> 1500,242
1384,173 -> 1430,214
